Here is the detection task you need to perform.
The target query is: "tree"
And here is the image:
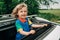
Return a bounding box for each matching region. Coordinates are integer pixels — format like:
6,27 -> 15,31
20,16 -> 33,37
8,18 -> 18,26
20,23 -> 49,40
4,0 -> 12,14
38,0 -> 58,9
11,0 -> 39,15
0,2 -> 7,15
0,0 -> 58,15
14,0 -> 58,15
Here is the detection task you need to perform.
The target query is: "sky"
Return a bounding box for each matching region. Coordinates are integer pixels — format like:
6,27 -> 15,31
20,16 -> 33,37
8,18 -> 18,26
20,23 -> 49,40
40,0 -> 60,9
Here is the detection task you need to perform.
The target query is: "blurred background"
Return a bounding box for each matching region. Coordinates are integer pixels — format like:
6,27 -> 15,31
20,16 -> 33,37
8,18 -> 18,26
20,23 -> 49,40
0,0 -> 60,23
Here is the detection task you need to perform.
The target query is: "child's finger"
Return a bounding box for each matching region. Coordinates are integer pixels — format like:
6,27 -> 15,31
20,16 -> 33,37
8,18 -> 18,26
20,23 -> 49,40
44,24 -> 48,26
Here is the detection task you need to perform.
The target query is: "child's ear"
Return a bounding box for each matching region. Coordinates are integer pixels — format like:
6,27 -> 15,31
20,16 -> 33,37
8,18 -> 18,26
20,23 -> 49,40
16,13 -> 18,17
16,15 -> 18,18
17,13 -> 18,15
16,13 -> 18,15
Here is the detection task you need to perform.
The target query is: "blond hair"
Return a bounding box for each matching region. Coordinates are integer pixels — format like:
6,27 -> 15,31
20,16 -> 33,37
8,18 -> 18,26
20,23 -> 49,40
11,3 -> 27,18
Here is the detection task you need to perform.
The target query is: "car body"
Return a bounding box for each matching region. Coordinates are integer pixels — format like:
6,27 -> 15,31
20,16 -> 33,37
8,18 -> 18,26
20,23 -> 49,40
0,15 -> 60,40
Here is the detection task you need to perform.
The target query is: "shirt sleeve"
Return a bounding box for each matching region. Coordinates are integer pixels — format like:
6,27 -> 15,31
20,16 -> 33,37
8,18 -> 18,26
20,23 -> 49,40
28,19 -> 32,27
15,20 -> 23,31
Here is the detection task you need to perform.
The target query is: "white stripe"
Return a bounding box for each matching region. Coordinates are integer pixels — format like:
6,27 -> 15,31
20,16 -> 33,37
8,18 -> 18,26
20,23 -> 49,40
0,18 -> 16,22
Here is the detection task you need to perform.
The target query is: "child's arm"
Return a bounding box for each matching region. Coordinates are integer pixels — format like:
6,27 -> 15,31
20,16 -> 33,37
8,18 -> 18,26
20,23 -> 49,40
31,24 -> 48,28
17,29 -> 35,36
28,19 -> 48,28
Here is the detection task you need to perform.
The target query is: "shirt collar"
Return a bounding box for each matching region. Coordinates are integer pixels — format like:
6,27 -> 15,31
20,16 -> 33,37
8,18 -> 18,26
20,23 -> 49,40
18,18 -> 27,23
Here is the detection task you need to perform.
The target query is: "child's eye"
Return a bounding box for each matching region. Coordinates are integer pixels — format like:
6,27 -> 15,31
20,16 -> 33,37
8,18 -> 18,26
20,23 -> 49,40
24,11 -> 27,12
20,11 -> 23,12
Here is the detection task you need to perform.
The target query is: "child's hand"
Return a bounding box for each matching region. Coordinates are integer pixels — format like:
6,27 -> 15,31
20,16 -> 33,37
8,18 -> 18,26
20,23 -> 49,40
43,24 -> 48,27
30,30 -> 35,34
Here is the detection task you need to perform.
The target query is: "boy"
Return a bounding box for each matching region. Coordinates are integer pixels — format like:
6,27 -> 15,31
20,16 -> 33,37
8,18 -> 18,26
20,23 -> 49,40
12,3 -> 47,40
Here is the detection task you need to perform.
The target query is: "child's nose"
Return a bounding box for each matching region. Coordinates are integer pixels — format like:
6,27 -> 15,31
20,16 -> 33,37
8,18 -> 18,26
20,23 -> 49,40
23,11 -> 25,14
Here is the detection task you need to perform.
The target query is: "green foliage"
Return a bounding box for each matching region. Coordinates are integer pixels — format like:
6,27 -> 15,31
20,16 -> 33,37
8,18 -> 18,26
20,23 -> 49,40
10,0 -> 18,11
38,13 -> 59,21
39,9 -> 60,17
38,9 -> 60,23
0,2 -> 7,14
0,0 -> 4,2
0,0 -> 57,15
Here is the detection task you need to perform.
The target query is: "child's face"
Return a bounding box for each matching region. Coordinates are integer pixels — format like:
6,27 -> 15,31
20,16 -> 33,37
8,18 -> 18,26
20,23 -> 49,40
17,7 -> 28,19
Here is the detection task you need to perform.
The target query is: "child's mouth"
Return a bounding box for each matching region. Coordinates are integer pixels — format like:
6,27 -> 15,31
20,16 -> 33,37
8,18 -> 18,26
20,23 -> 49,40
22,15 -> 27,16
